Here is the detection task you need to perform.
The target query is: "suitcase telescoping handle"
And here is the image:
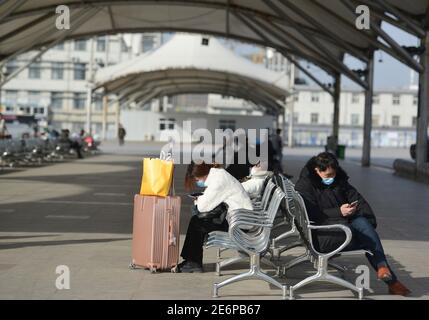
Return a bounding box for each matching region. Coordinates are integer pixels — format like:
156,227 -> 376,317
168,220 -> 176,246
167,210 -> 176,246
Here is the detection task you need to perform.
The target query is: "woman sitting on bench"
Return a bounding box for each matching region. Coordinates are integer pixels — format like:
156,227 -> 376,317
295,152 -> 410,296
178,162 -> 253,273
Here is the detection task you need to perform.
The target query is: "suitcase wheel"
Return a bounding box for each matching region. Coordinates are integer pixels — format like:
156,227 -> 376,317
149,267 -> 157,273
129,262 -> 137,270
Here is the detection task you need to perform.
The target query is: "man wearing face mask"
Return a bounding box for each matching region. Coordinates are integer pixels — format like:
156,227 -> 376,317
295,152 -> 410,296
178,162 -> 253,273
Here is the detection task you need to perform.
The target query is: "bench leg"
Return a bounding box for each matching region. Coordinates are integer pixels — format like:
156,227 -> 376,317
217,253 -> 247,276
283,251 -> 311,273
289,257 -> 363,300
324,274 -> 363,299
328,261 -> 347,273
213,254 -> 287,299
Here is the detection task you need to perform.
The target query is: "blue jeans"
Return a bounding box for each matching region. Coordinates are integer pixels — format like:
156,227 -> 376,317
345,216 -> 397,283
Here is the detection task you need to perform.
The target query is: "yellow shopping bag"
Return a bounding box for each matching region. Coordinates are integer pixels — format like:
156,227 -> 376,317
140,158 -> 174,197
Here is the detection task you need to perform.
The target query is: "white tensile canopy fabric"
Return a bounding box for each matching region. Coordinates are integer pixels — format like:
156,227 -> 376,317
1,0 -> 429,89
94,33 -> 290,114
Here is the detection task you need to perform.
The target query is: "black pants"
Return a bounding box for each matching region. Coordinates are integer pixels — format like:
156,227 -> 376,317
180,215 -> 228,266
71,141 -> 83,159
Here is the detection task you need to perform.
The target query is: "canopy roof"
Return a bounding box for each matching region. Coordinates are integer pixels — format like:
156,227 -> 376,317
95,34 -> 290,114
1,0 -> 429,89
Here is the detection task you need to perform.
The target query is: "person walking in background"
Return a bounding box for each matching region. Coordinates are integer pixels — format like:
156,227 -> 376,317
270,129 -> 284,174
70,130 -> 84,159
118,124 -> 126,146
0,113 -> 8,139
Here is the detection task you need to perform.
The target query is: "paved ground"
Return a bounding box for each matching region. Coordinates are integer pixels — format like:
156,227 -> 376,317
0,142 -> 427,300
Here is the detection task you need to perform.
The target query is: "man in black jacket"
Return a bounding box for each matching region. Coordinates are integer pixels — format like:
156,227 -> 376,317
295,152 -> 410,296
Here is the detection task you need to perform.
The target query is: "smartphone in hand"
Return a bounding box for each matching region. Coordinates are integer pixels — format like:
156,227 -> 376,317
349,200 -> 359,207
188,192 -> 203,199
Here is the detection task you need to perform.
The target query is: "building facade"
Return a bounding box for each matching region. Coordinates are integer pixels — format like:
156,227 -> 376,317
0,33 -> 163,139
290,86 -> 418,148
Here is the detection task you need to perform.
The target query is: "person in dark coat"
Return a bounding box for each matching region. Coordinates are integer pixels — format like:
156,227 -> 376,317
295,152 -> 410,296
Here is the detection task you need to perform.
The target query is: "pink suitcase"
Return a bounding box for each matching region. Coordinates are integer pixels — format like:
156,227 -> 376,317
130,194 -> 181,273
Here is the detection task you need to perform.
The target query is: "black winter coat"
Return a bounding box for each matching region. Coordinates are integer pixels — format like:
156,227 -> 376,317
295,165 -> 377,227
295,162 -> 377,252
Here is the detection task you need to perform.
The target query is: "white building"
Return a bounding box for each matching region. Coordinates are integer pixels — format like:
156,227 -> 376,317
0,33 -> 163,138
290,86 -> 418,148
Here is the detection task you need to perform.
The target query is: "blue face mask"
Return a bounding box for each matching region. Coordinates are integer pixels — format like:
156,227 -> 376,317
322,177 -> 335,186
195,180 -> 207,188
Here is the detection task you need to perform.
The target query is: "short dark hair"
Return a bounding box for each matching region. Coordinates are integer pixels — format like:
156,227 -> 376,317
276,129 -> 282,134
313,152 -> 339,172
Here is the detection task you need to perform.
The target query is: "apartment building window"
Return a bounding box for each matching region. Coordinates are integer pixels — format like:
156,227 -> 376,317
5,90 -> 18,106
97,37 -> 106,52
351,114 -> 360,126
311,93 -> 319,103
29,62 -> 41,79
74,39 -> 87,51
219,119 -> 236,130
392,94 -> 400,105
392,115 -> 400,127
73,92 -> 86,109
142,36 -> 156,52
94,94 -> 103,111
28,91 -> 41,107
51,62 -> 64,80
310,113 -> 319,124
74,63 -> 86,80
50,92 -> 63,109
413,95 -> 418,106
372,115 -> 380,127
159,118 -> 176,130
121,38 -> 129,52
373,94 -> 380,104
352,93 -> 360,104
5,59 -> 18,75
54,43 -> 65,50
19,106 -> 31,114
293,112 -> 299,124
412,116 -> 417,127
34,107 -> 45,114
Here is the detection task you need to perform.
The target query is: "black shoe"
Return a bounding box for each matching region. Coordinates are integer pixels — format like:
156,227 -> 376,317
178,261 -> 203,273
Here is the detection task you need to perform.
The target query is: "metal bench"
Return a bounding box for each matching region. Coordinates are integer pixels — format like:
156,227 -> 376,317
269,174 -> 303,260
285,187 -> 371,300
210,180 -> 278,274
206,187 -> 288,299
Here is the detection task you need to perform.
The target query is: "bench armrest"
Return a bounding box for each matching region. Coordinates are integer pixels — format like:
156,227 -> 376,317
308,224 -> 352,258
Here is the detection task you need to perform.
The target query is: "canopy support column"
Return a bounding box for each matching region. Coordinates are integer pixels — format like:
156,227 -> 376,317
86,37 -> 95,134
332,73 -> 341,148
417,32 -> 429,167
362,51 -> 374,167
115,99 -> 120,139
102,94 -> 108,141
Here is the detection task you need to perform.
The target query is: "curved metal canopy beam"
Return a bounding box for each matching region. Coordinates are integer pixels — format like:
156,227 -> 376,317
125,81 -> 283,114
130,84 -> 283,115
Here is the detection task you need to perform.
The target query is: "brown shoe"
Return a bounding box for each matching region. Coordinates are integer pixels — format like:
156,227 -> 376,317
389,281 -> 411,296
377,266 -> 393,282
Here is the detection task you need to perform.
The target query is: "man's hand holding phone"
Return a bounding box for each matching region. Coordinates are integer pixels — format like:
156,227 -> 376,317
340,201 -> 358,217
